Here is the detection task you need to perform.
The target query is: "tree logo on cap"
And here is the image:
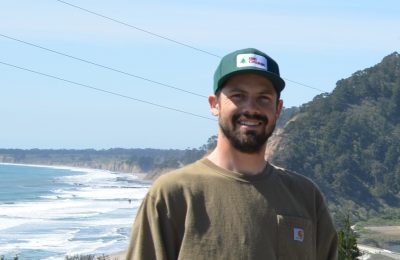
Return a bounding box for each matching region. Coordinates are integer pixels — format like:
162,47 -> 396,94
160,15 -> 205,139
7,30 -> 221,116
236,54 -> 268,70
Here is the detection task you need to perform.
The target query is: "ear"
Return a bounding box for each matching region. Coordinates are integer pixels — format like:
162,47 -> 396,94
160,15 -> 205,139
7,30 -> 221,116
208,95 -> 219,117
275,99 -> 284,119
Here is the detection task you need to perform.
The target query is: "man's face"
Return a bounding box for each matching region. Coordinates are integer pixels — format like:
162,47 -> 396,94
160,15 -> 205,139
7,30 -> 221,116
210,73 -> 283,154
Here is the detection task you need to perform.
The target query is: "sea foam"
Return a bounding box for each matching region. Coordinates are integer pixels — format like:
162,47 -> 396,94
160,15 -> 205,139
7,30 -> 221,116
0,163 -> 150,259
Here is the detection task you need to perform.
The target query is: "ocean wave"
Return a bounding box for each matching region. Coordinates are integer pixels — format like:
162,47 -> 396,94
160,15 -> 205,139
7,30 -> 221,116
0,164 -> 150,259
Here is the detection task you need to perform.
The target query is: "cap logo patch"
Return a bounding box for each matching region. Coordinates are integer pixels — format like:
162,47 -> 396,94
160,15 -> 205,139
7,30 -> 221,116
294,227 -> 304,242
237,54 -> 268,70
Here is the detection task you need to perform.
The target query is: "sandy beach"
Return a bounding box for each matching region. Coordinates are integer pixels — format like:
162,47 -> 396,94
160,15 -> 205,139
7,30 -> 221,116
365,226 -> 400,237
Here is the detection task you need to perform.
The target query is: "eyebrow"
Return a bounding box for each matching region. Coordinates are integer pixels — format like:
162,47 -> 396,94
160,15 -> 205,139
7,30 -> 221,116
225,87 -> 246,94
225,86 -> 275,95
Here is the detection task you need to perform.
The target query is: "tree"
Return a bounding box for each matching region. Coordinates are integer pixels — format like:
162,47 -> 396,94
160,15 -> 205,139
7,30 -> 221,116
201,135 -> 217,151
337,214 -> 362,260
138,156 -> 154,172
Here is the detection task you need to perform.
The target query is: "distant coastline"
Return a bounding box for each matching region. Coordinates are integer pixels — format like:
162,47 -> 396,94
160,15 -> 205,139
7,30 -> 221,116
0,147 -> 208,180
0,161 -> 147,180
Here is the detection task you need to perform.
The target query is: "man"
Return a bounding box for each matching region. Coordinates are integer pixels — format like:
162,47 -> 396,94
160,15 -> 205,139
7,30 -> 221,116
127,48 -> 338,259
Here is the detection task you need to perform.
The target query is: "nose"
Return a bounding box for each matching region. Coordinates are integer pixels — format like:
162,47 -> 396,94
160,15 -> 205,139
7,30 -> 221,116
242,97 -> 261,114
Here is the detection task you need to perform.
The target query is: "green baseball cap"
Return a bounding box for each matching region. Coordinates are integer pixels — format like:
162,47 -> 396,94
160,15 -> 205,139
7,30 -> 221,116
213,48 -> 285,94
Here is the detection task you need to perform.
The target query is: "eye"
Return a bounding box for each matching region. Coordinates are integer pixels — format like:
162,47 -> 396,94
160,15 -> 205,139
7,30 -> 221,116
230,93 -> 245,101
259,95 -> 272,103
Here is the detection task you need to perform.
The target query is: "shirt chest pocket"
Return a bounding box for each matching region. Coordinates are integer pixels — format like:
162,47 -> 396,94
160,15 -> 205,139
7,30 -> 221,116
277,215 -> 314,260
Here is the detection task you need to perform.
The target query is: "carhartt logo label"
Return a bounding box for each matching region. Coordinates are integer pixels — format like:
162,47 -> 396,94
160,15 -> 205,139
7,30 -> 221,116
294,228 -> 304,242
236,54 -> 268,70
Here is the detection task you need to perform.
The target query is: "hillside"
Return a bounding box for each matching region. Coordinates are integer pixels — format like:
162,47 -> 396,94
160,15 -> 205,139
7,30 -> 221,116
269,52 -> 400,219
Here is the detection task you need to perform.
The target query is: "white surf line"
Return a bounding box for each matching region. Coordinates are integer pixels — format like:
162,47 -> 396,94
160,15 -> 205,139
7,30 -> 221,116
0,162 -> 110,173
358,244 -> 400,259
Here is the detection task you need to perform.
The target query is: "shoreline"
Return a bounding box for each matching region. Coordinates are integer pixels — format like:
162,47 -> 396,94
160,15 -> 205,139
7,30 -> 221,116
0,162 -> 149,259
359,244 -> 400,259
0,161 -> 112,173
0,162 -> 147,180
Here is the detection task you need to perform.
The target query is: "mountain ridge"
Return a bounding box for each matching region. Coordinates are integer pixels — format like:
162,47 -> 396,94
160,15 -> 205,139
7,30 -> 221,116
269,52 -> 400,219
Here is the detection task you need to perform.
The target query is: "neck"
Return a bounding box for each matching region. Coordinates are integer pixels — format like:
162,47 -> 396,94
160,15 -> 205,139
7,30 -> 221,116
207,134 -> 267,175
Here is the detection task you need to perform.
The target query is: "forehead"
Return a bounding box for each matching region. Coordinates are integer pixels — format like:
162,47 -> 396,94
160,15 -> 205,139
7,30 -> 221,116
221,73 -> 277,94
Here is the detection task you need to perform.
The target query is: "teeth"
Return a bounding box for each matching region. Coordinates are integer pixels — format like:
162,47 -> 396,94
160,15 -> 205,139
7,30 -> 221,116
239,121 -> 261,126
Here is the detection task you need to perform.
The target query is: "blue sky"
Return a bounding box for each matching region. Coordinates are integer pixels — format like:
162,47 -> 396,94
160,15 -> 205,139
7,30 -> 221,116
1,0 -> 399,149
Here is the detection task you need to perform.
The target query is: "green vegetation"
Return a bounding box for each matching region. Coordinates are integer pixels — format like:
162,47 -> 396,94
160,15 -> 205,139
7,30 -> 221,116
270,52 -> 400,220
276,106 -> 300,128
0,256 -> 18,260
357,217 -> 400,227
337,213 -> 362,259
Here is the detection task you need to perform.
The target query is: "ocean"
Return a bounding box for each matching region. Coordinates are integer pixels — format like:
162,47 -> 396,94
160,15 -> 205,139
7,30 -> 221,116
0,163 -> 149,260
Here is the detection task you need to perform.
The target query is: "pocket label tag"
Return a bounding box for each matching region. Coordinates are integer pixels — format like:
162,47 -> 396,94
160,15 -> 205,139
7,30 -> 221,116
294,227 -> 304,242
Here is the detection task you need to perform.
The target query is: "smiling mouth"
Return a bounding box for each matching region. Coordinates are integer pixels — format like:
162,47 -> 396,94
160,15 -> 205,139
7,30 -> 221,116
233,113 -> 268,128
238,120 -> 263,126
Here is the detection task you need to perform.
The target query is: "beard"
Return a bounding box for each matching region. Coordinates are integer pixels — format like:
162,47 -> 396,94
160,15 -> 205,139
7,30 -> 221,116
219,112 -> 275,154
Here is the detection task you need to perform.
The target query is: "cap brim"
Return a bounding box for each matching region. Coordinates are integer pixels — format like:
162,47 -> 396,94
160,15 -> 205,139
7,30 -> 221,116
216,69 -> 285,94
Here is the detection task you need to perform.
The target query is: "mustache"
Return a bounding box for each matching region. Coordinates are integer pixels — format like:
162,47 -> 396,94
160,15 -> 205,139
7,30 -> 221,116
232,113 -> 268,124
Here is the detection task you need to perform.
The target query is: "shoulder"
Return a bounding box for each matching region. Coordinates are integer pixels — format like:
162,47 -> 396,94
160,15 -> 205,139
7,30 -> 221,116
270,163 -> 318,189
269,163 -> 326,206
269,163 -> 331,220
147,159 -> 209,198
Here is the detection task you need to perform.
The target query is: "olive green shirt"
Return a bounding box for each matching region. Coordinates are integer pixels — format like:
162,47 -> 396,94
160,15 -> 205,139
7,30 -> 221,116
127,158 -> 337,260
